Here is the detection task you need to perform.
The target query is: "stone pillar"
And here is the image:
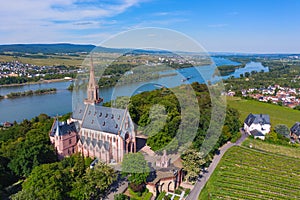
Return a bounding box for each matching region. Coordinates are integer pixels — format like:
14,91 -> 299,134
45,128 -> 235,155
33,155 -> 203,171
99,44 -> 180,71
119,137 -> 124,162
130,141 -> 133,153
126,141 -> 129,153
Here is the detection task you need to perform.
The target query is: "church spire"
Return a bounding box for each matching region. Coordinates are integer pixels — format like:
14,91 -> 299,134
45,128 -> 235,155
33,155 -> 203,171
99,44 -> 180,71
84,55 -> 103,105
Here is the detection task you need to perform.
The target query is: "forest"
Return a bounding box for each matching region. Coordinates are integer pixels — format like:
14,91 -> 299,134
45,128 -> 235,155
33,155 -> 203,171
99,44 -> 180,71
0,114 -> 117,199
105,82 -> 241,181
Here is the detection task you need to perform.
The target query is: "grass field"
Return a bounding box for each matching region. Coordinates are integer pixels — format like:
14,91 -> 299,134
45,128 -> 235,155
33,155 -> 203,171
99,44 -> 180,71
199,145 -> 300,200
0,53 -> 118,67
0,54 -> 84,67
243,138 -> 300,159
227,97 -> 300,127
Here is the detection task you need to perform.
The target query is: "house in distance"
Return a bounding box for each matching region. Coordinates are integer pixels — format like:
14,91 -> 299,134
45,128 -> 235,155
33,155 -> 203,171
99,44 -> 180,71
290,122 -> 300,142
244,113 -> 271,140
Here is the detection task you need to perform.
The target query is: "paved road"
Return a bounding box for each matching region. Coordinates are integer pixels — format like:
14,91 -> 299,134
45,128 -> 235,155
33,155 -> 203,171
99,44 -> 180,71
105,176 -> 128,200
186,130 -> 248,200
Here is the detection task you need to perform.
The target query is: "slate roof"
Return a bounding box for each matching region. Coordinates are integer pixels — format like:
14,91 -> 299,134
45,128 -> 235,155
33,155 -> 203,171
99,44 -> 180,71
250,129 -> 265,137
244,113 -> 270,126
72,103 -> 86,120
78,104 -> 134,139
290,122 -> 300,136
50,119 -> 78,137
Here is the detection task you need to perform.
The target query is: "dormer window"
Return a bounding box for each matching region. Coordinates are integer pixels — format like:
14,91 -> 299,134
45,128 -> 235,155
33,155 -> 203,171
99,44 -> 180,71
105,113 -> 108,118
118,115 -> 120,120
111,114 -> 114,119
79,109 -> 82,113
91,120 -> 94,124
115,124 -> 118,128
103,121 -> 106,126
99,112 -> 102,117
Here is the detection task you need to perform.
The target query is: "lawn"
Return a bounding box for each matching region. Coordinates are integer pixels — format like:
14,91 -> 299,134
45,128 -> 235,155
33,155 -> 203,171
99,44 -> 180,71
227,97 -> 300,127
243,137 -> 300,159
157,192 -> 166,200
126,188 -> 152,200
199,145 -> 300,199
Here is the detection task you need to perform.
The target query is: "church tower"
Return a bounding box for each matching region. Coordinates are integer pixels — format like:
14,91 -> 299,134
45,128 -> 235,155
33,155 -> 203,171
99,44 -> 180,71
84,55 -> 103,105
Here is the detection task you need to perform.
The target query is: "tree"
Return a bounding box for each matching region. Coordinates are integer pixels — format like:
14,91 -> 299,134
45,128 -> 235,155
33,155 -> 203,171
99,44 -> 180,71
266,131 -> 278,142
181,149 -> 206,182
121,153 -> 150,191
244,72 -> 250,78
11,162 -> 71,200
11,154 -> 104,200
70,162 -> 117,200
274,124 -> 290,138
114,193 -> 129,200
294,105 -> 300,111
8,129 -> 56,177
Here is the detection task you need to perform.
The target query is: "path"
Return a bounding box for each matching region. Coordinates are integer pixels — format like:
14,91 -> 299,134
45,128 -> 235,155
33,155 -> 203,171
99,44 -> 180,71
186,130 -> 248,200
105,176 -> 128,200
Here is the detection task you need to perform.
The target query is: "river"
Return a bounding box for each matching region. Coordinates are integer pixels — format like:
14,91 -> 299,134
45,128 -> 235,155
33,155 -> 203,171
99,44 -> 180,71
0,58 -> 268,123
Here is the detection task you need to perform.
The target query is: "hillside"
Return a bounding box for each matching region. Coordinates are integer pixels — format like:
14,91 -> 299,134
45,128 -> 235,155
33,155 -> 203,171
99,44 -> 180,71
0,44 -> 96,54
227,97 -> 300,127
0,44 -> 131,54
199,145 -> 300,199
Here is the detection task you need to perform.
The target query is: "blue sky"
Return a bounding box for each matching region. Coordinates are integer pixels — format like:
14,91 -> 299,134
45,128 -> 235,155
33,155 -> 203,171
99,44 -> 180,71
1,0 -> 300,53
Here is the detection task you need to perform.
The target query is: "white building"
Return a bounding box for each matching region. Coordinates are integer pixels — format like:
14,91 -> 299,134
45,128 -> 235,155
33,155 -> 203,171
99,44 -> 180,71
244,113 -> 271,140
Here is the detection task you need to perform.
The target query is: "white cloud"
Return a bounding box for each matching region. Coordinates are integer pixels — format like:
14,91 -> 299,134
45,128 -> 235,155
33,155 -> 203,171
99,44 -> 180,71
151,10 -> 190,17
0,0 -> 144,43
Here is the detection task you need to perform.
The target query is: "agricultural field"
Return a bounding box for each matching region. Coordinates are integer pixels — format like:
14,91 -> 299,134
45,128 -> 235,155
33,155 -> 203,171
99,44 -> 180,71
243,138 -> 300,159
199,146 -> 300,200
227,97 -> 300,127
0,53 -> 119,67
0,54 -> 84,67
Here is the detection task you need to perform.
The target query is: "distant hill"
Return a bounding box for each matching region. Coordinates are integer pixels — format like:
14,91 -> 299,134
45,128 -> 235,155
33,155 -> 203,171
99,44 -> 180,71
0,43 -> 128,54
0,43 -> 185,55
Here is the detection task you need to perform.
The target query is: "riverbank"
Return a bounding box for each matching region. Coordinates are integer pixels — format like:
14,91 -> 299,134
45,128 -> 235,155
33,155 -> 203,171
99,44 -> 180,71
0,78 -> 71,88
0,60 -> 267,123
4,88 -> 57,99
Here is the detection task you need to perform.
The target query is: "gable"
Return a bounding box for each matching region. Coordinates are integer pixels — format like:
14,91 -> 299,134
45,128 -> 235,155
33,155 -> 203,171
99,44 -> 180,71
50,119 -> 78,137
290,122 -> 300,136
250,129 -> 265,137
